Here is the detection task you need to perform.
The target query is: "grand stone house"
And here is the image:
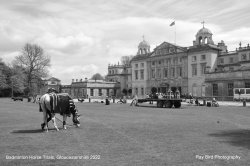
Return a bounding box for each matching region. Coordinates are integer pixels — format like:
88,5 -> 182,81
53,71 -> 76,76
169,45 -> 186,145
130,40 -> 188,98
115,24 -> 250,100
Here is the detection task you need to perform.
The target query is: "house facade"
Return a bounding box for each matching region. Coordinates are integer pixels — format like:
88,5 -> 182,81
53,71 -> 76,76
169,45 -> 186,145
127,25 -> 250,100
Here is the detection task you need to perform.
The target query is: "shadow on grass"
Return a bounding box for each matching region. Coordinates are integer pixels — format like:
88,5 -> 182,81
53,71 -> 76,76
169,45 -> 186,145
209,129 -> 250,149
11,128 -> 56,134
137,105 -> 185,109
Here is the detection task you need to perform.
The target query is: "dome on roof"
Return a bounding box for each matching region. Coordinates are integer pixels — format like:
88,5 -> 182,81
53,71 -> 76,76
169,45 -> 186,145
138,40 -> 150,48
197,27 -> 212,35
137,37 -> 150,55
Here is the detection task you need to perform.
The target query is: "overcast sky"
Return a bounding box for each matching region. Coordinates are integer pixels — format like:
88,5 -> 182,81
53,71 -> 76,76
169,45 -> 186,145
0,0 -> 250,84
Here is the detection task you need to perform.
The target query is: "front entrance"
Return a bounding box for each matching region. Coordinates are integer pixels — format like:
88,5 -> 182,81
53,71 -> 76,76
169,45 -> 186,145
171,87 -> 182,94
159,83 -> 169,94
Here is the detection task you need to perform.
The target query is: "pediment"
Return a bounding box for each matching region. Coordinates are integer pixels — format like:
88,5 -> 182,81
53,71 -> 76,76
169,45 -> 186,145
151,42 -> 186,57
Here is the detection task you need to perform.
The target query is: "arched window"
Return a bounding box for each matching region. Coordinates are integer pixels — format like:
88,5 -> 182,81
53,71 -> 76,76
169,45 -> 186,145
199,36 -> 202,45
204,37 -> 208,44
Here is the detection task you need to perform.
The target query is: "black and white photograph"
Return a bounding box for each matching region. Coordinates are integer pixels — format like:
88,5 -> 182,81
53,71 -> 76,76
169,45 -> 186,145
0,0 -> 250,165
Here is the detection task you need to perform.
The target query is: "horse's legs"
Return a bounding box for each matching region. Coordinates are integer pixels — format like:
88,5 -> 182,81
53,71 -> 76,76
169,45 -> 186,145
43,110 -> 48,132
63,114 -> 67,130
47,111 -> 52,123
51,114 -> 59,131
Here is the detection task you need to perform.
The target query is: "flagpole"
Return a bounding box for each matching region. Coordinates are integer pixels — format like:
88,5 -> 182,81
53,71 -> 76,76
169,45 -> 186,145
169,21 -> 176,45
175,23 -> 176,45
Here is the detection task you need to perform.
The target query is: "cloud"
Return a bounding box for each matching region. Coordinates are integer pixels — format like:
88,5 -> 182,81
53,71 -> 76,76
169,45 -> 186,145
0,0 -> 250,84
51,64 -> 99,84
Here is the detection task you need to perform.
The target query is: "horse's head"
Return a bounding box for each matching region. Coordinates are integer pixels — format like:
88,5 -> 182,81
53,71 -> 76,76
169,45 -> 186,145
69,102 -> 80,127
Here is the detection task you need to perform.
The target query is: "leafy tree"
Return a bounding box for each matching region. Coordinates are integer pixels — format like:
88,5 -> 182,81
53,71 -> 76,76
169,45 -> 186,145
13,43 -> 50,95
0,61 -> 10,96
91,73 -> 104,80
151,87 -> 157,94
10,65 -> 26,95
122,88 -> 128,95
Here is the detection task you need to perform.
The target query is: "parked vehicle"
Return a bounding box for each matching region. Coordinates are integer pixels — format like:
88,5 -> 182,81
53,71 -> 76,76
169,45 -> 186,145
233,88 -> 250,100
12,96 -> 23,101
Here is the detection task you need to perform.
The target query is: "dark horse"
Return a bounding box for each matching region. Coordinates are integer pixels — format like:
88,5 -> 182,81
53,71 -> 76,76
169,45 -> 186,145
39,93 -> 80,132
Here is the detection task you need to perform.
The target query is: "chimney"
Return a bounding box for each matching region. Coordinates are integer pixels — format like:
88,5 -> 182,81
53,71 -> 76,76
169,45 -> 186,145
72,79 -> 74,83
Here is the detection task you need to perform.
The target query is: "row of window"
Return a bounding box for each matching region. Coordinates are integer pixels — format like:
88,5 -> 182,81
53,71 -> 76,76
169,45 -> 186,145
152,57 -> 183,66
89,89 -> 116,97
135,70 -> 144,80
219,53 -> 250,64
212,82 -> 250,96
191,63 -> 207,76
192,54 -> 206,62
151,67 -> 182,78
109,69 -> 118,75
135,63 -> 144,68
135,87 -> 144,96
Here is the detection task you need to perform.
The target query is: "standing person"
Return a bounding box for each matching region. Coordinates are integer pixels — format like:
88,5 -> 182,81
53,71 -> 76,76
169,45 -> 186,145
130,94 -> 138,106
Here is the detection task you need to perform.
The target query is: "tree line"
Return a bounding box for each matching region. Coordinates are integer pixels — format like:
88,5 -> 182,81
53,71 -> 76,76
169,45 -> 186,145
0,43 -> 50,97
0,43 -> 133,97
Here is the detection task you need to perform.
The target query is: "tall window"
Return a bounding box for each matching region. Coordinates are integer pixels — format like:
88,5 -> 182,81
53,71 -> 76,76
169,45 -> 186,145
212,84 -> 218,96
158,60 -> 161,66
229,57 -> 234,63
135,64 -> 138,68
164,68 -> 168,78
174,58 -> 178,65
241,54 -> 247,61
171,68 -> 175,77
106,89 -> 109,97
228,83 -> 234,96
219,58 -> 224,64
157,69 -> 161,78
200,63 -> 206,75
135,88 -> 138,95
152,61 -> 155,66
165,59 -> 168,66
141,88 -> 144,96
192,64 -> 197,76
201,54 -> 206,61
141,63 -> 144,68
140,69 -> 144,80
90,89 -> 94,96
192,56 -> 197,62
135,70 -> 138,80
151,69 -> 155,78
177,67 -> 182,77
98,89 -> 102,96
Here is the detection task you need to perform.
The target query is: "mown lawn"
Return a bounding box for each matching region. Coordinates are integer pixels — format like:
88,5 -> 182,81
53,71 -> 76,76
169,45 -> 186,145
0,98 -> 250,166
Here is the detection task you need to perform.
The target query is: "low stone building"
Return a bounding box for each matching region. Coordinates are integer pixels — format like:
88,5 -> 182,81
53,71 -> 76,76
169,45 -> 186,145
69,78 -> 120,99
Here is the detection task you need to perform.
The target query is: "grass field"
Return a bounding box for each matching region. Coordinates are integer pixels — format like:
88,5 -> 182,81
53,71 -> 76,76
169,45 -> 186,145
0,98 -> 250,166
